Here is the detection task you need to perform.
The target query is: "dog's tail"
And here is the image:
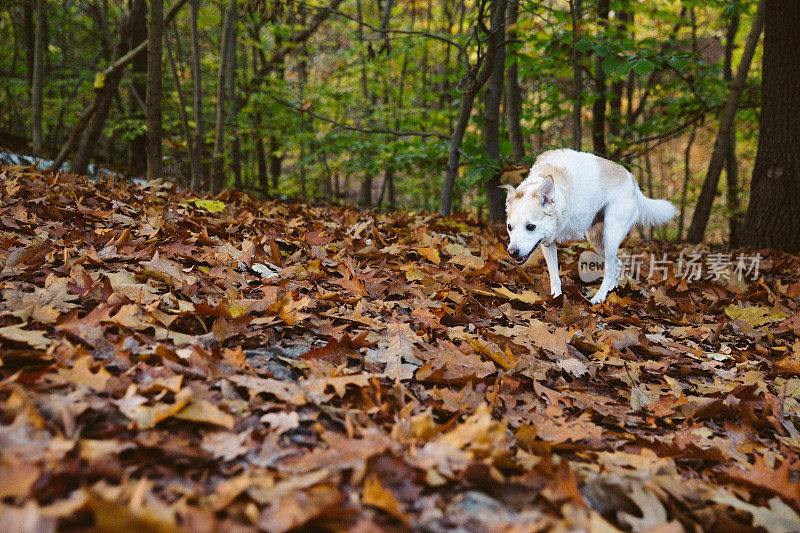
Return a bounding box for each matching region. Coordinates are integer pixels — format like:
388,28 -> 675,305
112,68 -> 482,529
634,185 -> 676,227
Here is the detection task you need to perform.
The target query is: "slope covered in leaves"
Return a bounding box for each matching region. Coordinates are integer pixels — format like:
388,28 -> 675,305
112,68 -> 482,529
1,165 -> 800,532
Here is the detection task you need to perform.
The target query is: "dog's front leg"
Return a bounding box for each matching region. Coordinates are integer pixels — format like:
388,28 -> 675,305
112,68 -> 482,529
541,244 -> 562,297
589,206 -> 634,304
589,252 -> 619,304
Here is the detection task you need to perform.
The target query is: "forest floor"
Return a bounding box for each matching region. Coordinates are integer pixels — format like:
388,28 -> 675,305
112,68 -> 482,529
1,165 -> 800,532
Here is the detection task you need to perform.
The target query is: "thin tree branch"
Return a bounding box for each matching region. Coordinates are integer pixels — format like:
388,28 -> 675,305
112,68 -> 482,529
613,112 -> 708,160
100,0 -> 189,79
266,92 -> 450,140
315,3 -> 469,62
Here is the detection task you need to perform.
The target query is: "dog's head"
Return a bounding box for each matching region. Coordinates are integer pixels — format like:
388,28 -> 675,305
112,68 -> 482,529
502,174 -> 559,265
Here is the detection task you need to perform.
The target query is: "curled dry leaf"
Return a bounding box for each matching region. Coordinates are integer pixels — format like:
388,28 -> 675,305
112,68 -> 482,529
2,166 -> 800,531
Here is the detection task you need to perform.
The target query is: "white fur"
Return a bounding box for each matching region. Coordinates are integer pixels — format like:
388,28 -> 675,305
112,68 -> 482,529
504,149 -> 675,304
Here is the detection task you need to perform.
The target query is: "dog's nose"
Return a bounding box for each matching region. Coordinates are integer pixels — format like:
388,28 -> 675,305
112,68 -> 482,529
508,246 -> 520,259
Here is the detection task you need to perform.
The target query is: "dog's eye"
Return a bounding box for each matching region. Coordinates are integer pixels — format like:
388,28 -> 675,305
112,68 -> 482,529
507,224 -> 512,232
526,223 -> 536,232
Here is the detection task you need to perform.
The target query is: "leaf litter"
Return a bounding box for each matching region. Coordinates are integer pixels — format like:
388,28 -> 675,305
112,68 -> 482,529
0,165 -> 800,531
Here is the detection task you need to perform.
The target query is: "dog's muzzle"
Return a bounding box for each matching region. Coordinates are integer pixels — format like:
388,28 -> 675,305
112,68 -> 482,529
508,240 -> 542,265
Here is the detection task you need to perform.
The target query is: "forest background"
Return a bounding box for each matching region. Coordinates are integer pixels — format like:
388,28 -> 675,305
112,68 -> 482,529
1,0 -> 798,250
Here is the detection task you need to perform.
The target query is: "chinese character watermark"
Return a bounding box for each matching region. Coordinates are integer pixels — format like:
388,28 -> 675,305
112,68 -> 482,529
578,251 -> 761,284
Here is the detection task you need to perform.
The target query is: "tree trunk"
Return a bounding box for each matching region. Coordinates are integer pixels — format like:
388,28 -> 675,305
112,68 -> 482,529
212,2 -> 233,192
70,8 -> 138,174
226,0 -> 241,191
146,0 -> 164,180
484,1 -> 507,222
256,133 -> 268,195
189,0 -> 205,189
48,77 -> 82,157
31,0 -> 45,156
677,125 -> 697,241
743,0 -> 800,253
644,151 -> 654,239
437,0 -> 455,112
569,0 -> 583,151
23,1 -> 35,85
724,4 -> 742,247
266,63 -> 285,191
54,0 -> 189,173
505,0 -> 525,162
725,130 -> 741,246
686,0 -> 765,244
440,0 -> 506,216
297,41 -> 311,201
591,0 -> 609,156
128,0 -> 147,174
608,3 -> 628,140
356,0 -> 371,207
269,135 -> 281,190
164,20 -> 196,188
382,0 -> 412,210
387,168 -> 395,208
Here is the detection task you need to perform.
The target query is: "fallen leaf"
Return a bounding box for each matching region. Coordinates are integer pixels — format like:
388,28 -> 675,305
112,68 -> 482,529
713,491 -> 800,533
191,199 -> 226,212
493,285 -> 543,304
0,323 -> 52,349
725,304 -> 787,327
175,400 -> 235,429
362,475 -> 408,524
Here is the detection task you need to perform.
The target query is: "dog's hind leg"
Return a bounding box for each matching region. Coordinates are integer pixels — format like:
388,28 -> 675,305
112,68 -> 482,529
586,223 -> 621,290
589,206 -> 636,304
542,244 -> 562,297
586,223 -> 605,256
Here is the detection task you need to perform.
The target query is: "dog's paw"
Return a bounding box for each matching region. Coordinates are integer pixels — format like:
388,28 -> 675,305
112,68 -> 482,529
550,286 -> 562,298
589,293 -> 605,305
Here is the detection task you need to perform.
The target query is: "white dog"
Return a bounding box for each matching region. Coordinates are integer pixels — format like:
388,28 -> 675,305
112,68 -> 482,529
502,149 -> 675,304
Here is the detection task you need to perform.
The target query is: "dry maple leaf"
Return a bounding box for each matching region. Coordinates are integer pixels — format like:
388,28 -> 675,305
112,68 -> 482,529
713,490 -> 800,533
362,475 -> 409,525
4,165 -> 800,531
174,399 -> 235,429
58,356 -> 111,392
720,456 -> 800,510
114,386 -> 193,429
0,323 -> 52,350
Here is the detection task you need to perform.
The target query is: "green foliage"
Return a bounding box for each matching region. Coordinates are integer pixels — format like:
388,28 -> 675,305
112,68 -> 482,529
0,0 -> 763,219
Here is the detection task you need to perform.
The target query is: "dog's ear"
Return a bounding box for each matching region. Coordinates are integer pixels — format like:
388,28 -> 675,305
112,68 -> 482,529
538,175 -> 556,212
499,184 -> 516,203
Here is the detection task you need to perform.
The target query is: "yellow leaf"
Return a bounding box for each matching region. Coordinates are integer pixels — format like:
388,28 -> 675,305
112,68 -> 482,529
115,387 -> 193,429
436,403 -> 507,453
418,246 -> 440,265
59,357 -> 111,392
93,72 -> 105,89
362,475 -> 407,524
467,338 -> 516,370
228,300 -> 246,319
269,293 -> 311,326
775,340 -> 800,375
493,285 -> 543,304
405,267 -> 425,282
0,323 -> 52,350
191,199 -> 226,212
724,304 -> 787,327
175,399 -> 235,429
450,253 -> 485,270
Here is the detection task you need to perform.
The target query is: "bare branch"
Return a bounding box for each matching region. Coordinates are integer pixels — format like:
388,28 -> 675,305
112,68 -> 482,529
314,3 -> 469,65
250,0 -> 345,87
101,0 -> 189,79
266,92 -> 450,140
